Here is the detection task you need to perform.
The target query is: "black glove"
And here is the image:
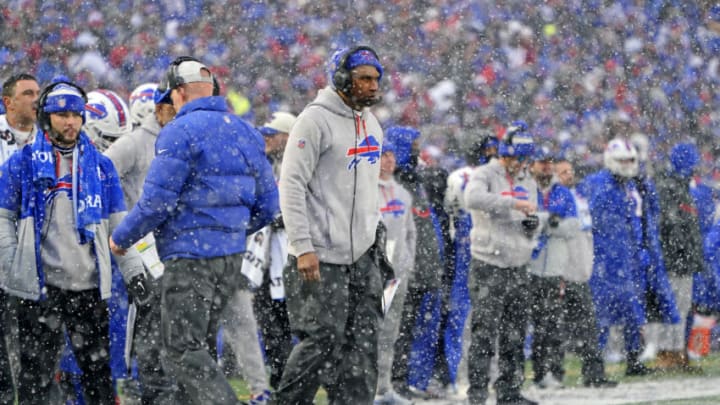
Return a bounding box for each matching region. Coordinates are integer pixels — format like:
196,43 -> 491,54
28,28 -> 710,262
373,221 -> 395,283
270,215 -> 284,231
126,274 -> 152,307
521,214 -> 539,237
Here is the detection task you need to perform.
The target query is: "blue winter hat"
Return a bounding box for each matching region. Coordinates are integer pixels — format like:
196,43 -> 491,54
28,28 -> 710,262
384,126 -> 420,170
43,83 -> 86,117
345,48 -> 383,79
670,142 -> 699,177
533,144 -> 555,161
381,140 -> 396,156
328,46 -> 384,90
499,120 -> 534,158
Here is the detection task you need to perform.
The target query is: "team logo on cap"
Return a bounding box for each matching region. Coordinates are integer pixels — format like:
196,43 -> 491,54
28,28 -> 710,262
346,135 -> 380,170
58,98 -> 66,108
85,103 -> 108,119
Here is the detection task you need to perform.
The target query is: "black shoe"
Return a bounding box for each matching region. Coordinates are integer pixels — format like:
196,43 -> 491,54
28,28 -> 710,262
584,377 -> 618,388
626,362 -> 654,376
497,394 -> 539,405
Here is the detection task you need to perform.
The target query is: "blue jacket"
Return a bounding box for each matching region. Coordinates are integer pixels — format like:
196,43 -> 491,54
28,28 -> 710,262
0,132 -> 144,300
583,170 -> 678,329
112,96 -> 279,260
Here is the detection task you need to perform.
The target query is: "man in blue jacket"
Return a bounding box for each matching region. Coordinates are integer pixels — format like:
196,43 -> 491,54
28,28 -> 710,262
110,57 -> 279,405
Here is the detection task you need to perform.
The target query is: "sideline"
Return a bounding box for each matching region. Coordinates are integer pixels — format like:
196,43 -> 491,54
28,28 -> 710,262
416,376 -> 720,404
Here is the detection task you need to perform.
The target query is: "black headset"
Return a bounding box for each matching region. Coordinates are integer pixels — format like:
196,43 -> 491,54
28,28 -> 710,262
36,81 -> 88,133
332,45 -> 379,94
162,56 -> 218,95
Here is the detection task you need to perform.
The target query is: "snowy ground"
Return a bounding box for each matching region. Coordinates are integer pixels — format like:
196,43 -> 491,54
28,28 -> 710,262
415,376 -> 720,404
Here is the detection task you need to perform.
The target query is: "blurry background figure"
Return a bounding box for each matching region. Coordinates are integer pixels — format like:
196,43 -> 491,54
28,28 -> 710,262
0,72 -> 41,405
128,82 -> 158,129
84,89 -> 131,152
103,81 -> 178,404
654,142 -> 705,373
584,139 -> 679,377
375,140 -> 416,405
554,158 -> 616,388
252,111 -> 296,391
443,129 -> 499,398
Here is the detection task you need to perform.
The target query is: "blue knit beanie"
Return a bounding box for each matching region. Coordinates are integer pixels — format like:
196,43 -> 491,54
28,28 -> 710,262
384,126 -> 420,170
670,142 -> 699,177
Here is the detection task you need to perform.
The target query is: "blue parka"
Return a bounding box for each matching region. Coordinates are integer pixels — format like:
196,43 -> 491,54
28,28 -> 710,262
112,96 -> 279,260
583,170 -> 679,335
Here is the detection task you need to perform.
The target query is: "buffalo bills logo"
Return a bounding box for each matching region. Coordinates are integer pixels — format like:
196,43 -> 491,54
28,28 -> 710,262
347,135 -> 380,170
85,103 -> 108,119
381,199 -> 406,218
130,88 -> 155,104
501,185 -> 529,200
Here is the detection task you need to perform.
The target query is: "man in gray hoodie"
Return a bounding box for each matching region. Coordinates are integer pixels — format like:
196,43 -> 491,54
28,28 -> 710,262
464,121 -> 540,405
274,46 -> 385,404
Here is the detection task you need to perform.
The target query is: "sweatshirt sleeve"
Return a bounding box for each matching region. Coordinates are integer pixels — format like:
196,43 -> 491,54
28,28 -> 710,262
0,155 -> 21,274
464,165 -> 515,217
112,125 -> 191,248
278,114 -> 323,257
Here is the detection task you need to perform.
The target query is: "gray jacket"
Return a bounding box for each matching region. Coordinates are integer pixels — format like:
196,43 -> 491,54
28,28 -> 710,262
378,177 -> 416,282
529,181 -> 581,278
279,87 -> 383,264
464,159 -> 541,268
104,114 -> 160,209
564,188 -> 594,283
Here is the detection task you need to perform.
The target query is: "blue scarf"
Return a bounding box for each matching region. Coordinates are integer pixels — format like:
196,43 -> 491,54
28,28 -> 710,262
32,131 -> 102,244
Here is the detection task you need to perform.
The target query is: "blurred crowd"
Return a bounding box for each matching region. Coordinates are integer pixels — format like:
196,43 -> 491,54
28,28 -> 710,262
3,0 -> 720,182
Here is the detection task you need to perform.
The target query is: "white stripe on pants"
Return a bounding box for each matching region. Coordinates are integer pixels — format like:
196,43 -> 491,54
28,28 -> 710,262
657,275 -> 693,352
223,288 -> 270,395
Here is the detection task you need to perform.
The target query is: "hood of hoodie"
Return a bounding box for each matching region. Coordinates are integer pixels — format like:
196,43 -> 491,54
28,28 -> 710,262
308,86 -> 358,119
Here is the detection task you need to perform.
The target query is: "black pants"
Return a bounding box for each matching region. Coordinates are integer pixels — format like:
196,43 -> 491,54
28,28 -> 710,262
16,286 -> 114,405
391,284 -> 426,389
273,251 -> 383,405
563,281 -> 605,382
529,274 -> 565,383
467,261 -> 531,404
124,276 -> 178,405
160,254 -> 245,405
253,273 -> 291,390
0,291 -> 14,405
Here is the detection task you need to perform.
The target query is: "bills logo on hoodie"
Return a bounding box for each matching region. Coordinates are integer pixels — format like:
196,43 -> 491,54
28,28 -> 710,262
346,135 -> 380,170
381,198 -> 406,218
501,185 -> 529,200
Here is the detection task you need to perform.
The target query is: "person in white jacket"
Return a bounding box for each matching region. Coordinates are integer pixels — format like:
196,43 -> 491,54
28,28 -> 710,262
375,141 -> 416,405
554,158 -> 617,388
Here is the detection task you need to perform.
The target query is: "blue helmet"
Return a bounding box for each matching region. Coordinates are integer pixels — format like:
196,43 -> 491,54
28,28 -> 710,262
498,120 -> 534,158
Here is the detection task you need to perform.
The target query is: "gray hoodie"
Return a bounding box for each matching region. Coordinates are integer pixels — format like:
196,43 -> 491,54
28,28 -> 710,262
279,87 -> 383,265
104,114 -> 161,209
464,159 -> 541,268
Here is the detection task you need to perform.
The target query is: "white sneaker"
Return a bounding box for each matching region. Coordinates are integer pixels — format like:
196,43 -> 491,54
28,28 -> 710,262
444,383 -> 468,400
536,374 -> 563,389
374,389 -> 415,405
604,350 -> 625,364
